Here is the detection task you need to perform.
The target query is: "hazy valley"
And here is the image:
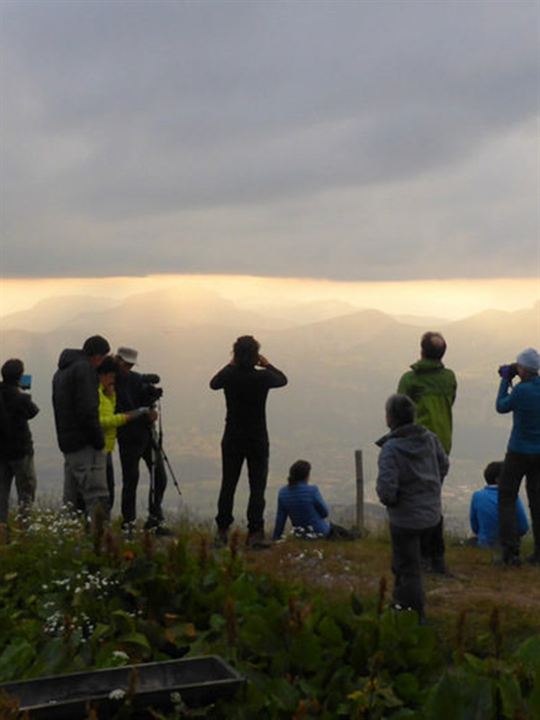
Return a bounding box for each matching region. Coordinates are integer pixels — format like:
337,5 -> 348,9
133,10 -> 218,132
1,289 -> 539,533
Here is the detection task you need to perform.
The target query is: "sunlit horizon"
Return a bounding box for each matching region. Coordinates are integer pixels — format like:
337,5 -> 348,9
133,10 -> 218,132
1,274 -> 538,322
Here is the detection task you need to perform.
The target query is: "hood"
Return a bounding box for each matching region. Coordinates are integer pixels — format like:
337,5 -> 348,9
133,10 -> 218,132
57,348 -> 85,370
376,423 -> 430,451
410,359 -> 444,373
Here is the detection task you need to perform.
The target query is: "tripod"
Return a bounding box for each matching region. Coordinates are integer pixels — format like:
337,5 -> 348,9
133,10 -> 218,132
148,400 -> 181,524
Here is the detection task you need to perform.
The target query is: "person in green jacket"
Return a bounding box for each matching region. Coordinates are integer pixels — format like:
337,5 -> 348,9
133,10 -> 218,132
398,332 -> 457,574
97,358 -> 148,512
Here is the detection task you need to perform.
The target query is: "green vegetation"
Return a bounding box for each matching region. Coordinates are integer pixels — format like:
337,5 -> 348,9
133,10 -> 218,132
0,510 -> 539,719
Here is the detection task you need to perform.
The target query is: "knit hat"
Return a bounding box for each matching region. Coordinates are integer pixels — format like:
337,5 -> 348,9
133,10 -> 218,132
516,347 -> 540,372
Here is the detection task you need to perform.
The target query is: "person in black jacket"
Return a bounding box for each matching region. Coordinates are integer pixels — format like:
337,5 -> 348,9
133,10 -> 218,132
210,335 -> 288,548
0,359 -> 39,525
52,335 -> 110,521
114,347 -> 170,535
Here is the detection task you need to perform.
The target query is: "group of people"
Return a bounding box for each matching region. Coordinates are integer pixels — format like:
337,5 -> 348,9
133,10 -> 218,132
206,331 -> 539,622
1,328 -> 539,621
0,336 -> 170,536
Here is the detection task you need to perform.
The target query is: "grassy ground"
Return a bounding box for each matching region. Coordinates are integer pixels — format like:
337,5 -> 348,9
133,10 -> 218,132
241,530 -> 540,656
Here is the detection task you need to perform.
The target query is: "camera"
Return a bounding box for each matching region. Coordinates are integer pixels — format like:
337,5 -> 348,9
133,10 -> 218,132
498,363 -> 518,380
140,373 -> 163,406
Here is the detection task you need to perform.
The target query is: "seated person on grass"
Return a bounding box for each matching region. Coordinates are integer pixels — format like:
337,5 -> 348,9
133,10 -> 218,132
469,460 -> 529,548
272,460 -> 355,541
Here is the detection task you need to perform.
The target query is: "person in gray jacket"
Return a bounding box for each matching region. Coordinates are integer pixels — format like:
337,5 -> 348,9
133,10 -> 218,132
376,394 -> 449,621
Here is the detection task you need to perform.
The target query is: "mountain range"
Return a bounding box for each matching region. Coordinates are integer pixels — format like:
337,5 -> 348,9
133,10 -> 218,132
1,289 -> 539,531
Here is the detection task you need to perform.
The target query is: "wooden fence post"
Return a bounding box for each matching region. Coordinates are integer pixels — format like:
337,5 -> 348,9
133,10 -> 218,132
355,449 -> 364,534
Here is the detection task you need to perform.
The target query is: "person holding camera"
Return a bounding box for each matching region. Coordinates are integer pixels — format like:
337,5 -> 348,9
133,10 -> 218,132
210,335 -> 287,549
114,347 -> 170,535
0,359 -> 39,527
52,335 -> 111,521
97,357 -> 150,512
496,348 -> 540,566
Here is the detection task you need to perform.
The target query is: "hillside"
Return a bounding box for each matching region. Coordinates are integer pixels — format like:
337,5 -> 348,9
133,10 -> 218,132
1,515 -> 539,719
0,292 -> 538,528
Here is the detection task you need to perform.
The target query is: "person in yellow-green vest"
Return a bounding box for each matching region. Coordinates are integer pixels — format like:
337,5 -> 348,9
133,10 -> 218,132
398,332 -> 457,575
97,358 -> 149,512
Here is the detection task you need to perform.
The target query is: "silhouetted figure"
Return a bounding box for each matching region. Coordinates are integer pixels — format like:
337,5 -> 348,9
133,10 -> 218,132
496,348 -> 540,566
376,394 -> 448,623
469,461 -> 529,548
115,347 -> 170,535
398,331 -> 457,574
97,357 -> 148,512
210,335 -> 287,548
0,359 -> 39,525
52,335 -> 110,521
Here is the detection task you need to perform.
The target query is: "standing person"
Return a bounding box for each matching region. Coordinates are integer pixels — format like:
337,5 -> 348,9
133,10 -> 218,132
469,461 -> 529,548
114,347 -> 171,535
0,359 -> 39,526
52,335 -> 110,522
210,335 -> 287,548
496,348 -> 540,566
376,394 -> 448,623
97,357 -> 148,512
398,331 -> 457,573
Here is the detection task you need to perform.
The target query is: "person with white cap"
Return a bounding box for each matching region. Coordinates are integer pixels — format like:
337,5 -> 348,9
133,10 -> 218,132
496,347 -> 540,566
115,346 -> 171,535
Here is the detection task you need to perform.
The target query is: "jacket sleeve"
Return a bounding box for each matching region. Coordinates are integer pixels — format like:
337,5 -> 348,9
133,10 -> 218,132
376,445 -> 400,507
496,378 -> 515,414
469,494 -> 479,535
434,436 -> 449,482
397,371 -> 414,399
75,364 -> 104,450
19,393 -> 40,420
209,366 -> 230,390
263,365 -> 288,388
272,493 -> 288,540
99,392 -> 127,431
312,486 -> 329,518
516,498 -> 530,536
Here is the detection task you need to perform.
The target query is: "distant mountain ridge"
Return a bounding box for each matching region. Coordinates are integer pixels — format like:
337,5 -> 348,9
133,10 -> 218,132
1,289 -> 538,526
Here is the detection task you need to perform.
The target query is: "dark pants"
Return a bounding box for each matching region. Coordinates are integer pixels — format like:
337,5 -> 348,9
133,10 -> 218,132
106,453 -> 114,511
499,451 -> 540,560
420,516 -> 446,570
390,524 -> 435,621
119,436 -> 167,525
216,436 -> 269,533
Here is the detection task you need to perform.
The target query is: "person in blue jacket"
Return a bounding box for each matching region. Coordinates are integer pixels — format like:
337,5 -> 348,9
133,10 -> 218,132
469,461 -> 529,548
273,460 -> 331,540
496,347 -> 540,565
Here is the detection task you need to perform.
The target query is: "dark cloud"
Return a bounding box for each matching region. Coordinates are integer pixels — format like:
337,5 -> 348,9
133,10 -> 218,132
0,0 -> 538,279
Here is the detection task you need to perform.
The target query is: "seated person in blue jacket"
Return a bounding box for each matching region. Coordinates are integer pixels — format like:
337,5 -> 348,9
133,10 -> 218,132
272,460 -> 355,540
272,460 -> 331,540
469,460 -> 529,548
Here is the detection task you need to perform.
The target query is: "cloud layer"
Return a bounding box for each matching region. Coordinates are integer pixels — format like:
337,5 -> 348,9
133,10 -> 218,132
1,0 -> 538,279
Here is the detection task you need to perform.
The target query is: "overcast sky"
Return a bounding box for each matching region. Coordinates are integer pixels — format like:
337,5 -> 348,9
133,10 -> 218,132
1,0 -> 539,281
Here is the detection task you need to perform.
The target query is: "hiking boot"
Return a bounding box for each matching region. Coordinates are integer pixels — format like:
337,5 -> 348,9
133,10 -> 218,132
246,530 -> 271,550
144,518 -> 173,537
494,552 -> 521,567
213,528 -> 229,548
121,522 -> 136,540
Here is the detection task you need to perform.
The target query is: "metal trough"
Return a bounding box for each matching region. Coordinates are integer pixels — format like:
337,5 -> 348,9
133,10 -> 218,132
0,655 -> 244,719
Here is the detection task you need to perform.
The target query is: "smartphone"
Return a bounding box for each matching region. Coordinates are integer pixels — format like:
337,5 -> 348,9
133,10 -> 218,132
20,374 -> 32,390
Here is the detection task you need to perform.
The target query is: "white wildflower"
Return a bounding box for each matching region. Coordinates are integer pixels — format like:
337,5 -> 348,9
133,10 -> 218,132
109,688 -> 126,701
